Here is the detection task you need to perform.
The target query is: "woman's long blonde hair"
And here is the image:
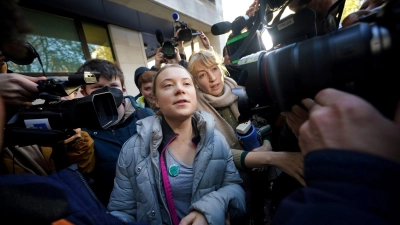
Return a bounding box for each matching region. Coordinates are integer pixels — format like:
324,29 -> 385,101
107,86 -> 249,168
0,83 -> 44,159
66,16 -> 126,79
187,49 -> 229,84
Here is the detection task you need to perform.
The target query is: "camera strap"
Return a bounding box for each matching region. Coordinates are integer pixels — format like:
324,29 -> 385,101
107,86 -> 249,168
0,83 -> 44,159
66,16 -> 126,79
229,0 -> 269,62
26,42 -> 45,76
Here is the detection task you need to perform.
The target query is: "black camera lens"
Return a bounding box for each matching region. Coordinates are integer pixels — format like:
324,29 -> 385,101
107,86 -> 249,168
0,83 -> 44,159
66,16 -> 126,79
162,41 -> 175,59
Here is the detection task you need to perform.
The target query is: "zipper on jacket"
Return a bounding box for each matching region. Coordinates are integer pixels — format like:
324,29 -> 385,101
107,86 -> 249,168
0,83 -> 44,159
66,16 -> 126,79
68,164 -> 101,202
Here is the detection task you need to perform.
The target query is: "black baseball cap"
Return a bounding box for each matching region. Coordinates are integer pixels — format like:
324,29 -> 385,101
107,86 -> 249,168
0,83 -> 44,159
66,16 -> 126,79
134,66 -> 150,88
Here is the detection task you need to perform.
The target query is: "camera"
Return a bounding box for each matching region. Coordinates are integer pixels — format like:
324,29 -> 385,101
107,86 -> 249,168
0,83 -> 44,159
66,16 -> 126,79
218,0 -> 399,119
154,13 -> 200,60
172,12 -> 201,42
161,41 -> 176,59
4,71 -> 120,147
174,21 -> 201,42
155,29 -> 177,59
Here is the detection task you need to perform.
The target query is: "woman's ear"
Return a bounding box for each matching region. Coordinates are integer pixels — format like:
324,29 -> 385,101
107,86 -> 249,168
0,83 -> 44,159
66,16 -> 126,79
154,97 -> 160,108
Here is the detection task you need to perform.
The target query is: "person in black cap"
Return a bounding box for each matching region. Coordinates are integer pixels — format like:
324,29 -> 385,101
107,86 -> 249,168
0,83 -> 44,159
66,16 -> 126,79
134,66 -> 157,110
134,66 -> 149,101
134,66 -> 149,87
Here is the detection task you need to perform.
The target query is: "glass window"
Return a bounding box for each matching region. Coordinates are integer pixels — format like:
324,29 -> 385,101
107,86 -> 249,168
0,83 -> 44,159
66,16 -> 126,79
7,8 -> 114,75
82,22 -> 114,62
8,8 -> 85,74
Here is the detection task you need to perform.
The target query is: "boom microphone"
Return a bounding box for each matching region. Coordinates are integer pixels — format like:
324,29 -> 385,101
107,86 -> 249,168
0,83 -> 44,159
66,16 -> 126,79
172,12 -> 180,21
155,29 -> 164,46
211,15 -> 253,36
211,21 -> 232,35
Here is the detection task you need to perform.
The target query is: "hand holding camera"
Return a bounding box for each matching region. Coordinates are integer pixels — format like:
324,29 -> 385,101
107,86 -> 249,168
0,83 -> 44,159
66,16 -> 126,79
0,73 -> 46,106
198,31 -> 211,50
154,46 -> 182,70
299,88 -> 400,163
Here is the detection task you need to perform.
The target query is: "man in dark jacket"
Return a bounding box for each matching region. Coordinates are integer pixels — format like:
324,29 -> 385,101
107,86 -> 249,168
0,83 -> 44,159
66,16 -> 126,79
77,59 -> 154,206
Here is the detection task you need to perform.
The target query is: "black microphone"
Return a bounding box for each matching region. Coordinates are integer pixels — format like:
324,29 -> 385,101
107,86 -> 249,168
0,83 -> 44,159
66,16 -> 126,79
211,15 -> 253,36
155,29 -> 164,45
211,21 -> 232,35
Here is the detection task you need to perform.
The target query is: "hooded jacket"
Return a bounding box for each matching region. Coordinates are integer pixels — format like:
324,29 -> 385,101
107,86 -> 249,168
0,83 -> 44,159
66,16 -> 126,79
107,111 -> 246,225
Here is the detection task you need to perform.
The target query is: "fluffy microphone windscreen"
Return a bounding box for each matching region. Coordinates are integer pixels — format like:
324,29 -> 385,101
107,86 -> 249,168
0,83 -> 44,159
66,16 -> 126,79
211,21 -> 232,35
155,29 -> 164,45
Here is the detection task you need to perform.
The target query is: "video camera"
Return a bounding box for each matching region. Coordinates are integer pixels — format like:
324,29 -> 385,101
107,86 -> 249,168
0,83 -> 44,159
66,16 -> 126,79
4,71 -> 120,147
213,0 -> 399,119
155,29 -> 176,59
154,12 -> 200,60
172,12 -> 201,42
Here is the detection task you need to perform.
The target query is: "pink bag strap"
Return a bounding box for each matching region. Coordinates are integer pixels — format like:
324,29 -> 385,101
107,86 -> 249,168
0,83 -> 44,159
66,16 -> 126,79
160,135 -> 180,225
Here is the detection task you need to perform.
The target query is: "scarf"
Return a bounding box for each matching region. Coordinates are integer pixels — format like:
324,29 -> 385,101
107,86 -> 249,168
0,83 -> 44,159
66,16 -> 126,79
196,77 -> 243,149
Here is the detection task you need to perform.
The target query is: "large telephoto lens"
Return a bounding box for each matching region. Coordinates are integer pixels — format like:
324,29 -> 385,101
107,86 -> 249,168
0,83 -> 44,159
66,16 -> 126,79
239,22 -> 397,117
54,91 -> 119,130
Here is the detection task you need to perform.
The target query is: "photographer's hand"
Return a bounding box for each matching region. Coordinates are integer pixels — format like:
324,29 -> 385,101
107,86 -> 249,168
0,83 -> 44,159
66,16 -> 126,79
246,0 -> 259,17
198,31 -> 212,50
180,210 -> 208,225
174,47 -> 182,62
244,149 -> 305,186
250,140 -> 273,172
0,73 -> 46,106
62,128 -> 82,145
165,47 -> 181,65
154,47 -> 164,70
270,151 -> 305,186
281,101 -> 311,138
342,0 -> 386,28
65,129 -> 95,174
299,88 -> 400,163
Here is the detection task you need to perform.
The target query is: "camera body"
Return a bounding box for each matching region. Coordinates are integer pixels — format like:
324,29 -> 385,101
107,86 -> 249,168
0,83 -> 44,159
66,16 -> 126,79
175,21 -> 201,42
162,41 -> 176,59
155,28 -> 177,60
4,72 -> 120,147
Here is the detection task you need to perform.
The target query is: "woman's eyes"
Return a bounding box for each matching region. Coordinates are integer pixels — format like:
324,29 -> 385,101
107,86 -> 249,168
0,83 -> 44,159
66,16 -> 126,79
163,82 -> 191,87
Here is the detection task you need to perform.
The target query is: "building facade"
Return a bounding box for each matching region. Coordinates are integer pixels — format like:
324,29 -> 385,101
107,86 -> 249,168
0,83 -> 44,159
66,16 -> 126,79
14,0 -> 227,96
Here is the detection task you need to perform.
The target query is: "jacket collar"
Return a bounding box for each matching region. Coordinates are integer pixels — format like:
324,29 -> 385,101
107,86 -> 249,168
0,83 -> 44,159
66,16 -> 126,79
159,116 -> 201,153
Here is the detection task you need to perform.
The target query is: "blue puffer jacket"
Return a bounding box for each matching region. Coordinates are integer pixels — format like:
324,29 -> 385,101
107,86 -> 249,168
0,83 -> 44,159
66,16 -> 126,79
83,96 -> 154,206
107,111 -> 246,225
